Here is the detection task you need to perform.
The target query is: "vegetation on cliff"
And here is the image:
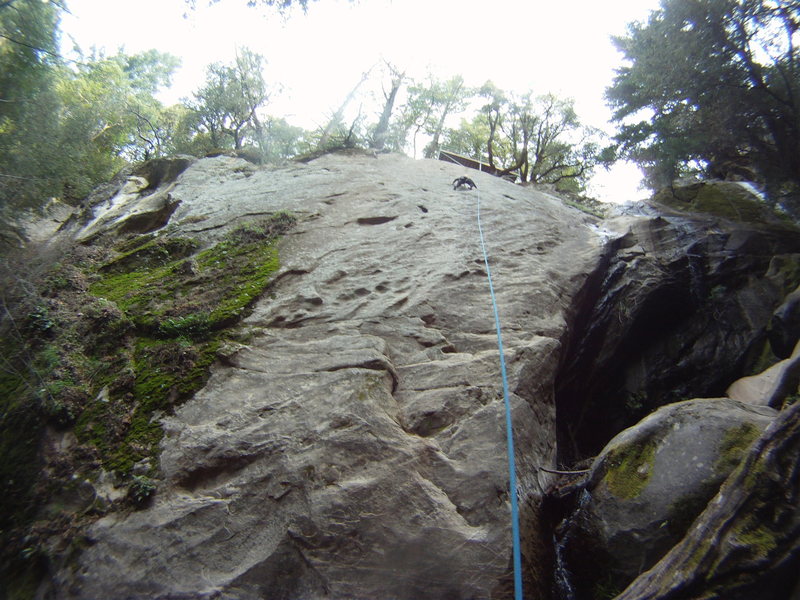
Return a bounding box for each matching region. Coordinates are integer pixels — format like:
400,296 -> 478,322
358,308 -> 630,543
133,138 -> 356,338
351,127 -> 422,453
0,211 -> 294,589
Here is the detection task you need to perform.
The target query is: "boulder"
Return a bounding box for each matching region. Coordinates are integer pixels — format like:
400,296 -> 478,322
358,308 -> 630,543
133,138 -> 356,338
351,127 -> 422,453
727,340 -> 800,408
769,285 -> 800,358
615,401 -> 800,600
651,179 -> 782,225
74,156 -> 194,242
556,397 -> 776,599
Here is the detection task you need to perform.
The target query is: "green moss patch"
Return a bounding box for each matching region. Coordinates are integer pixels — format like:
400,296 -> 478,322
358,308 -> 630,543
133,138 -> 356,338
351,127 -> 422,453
77,214 -> 294,473
100,236 -> 199,274
0,212 -> 295,583
602,436 -> 658,499
714,423 -> 761,475
90,221 -> 285,334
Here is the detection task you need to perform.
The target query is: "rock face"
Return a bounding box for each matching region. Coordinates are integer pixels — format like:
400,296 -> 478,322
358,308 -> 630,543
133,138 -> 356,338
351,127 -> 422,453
555,203 -> 800,461
39,154 -> 800,599
74,156 -> 194,242
53,152 -> 605,599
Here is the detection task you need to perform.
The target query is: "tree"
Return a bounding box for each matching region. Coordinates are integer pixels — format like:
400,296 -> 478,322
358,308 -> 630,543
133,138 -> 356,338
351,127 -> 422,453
607,0 -> 800,206
317,66 -> 372,149
478,81 -> 507,170
53,50 -> 179,197
400,74 -> 470,158
0,0 -> 63,211
442,116 -> 493,162
1,0 -> 180,210
258,116 -> 305,160
189,48 -> 271,151
500,92 -> 601,188
421,75 -> 469,159
370,62 -> 405,150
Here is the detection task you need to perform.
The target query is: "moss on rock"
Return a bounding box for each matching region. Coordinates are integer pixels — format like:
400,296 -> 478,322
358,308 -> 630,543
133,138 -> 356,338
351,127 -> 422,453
0,213 -> 295,586
714,423 -> 761,475
77,214 -> 294,475
602,436 -> 658,499
653,181 -> 786,225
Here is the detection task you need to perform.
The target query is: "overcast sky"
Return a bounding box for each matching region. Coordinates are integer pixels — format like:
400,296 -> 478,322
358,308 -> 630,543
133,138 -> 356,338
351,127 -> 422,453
59,0 -> 662,202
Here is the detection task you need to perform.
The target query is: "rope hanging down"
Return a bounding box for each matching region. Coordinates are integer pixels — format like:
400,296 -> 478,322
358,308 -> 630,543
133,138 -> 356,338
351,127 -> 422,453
476,188 -> 524,600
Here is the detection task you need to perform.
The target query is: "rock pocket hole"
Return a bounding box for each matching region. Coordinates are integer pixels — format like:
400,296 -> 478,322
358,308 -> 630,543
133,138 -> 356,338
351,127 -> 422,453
357,216 -> 397,225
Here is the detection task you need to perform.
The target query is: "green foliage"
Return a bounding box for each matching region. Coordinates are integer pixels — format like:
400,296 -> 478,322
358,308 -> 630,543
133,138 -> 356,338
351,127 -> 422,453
158,313 -> 212,340
187,47 -> 272,152
400,74 -> 470,158
607,0 -> 800,211
443,116 -> 492,163
128,475 -> 157,507
441,89 -> 603,191
0,12 -> 181,211
507,93 -> 602,188
0,0 -> 62,211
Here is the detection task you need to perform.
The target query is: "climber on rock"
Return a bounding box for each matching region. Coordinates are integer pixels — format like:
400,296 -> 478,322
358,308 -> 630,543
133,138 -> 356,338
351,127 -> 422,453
452,176 -> 477,190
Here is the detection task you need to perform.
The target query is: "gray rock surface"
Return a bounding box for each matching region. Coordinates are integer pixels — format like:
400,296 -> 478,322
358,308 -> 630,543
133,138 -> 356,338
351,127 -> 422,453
44,153 -> 800,599
727,340 -> 800,408
75,156 -> 194,242
57,152 -> 606,599
557,397 -> 776,598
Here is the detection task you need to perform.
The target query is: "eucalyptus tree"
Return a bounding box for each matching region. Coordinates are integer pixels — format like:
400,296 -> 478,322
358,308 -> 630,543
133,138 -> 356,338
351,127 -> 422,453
607,0 -> 800,206
398,74 -> 471,158
478,80 -> 507,170
1,0 -> 179,210
317,66 -> 372,150
54,49 -> 179,197
442,116 -> 493,162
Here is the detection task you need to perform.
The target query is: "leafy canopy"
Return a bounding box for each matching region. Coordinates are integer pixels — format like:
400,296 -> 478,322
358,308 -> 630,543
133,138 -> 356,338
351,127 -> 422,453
607,0 -> 800,207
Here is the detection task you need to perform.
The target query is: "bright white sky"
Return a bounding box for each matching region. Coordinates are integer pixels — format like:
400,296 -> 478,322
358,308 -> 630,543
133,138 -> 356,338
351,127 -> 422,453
59,0 -> 662,202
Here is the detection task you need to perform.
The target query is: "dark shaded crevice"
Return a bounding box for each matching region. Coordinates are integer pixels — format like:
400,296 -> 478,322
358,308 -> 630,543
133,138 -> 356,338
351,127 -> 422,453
132,156 -> 195,192
553,215 -> 800,466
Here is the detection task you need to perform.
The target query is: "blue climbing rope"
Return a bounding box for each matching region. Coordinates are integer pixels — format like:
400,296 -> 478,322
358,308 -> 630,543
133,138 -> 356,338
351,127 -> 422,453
476,188 -> 524,600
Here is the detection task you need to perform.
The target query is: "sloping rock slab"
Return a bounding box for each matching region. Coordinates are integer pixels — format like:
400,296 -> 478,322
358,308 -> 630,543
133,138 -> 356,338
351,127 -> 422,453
55,152 -> 606,599
727,340 -> 800,408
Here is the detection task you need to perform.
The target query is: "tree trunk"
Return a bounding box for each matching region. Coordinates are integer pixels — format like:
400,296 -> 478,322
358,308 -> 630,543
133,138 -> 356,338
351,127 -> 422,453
370,68 -> 404,150
319,68 -> 372,149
